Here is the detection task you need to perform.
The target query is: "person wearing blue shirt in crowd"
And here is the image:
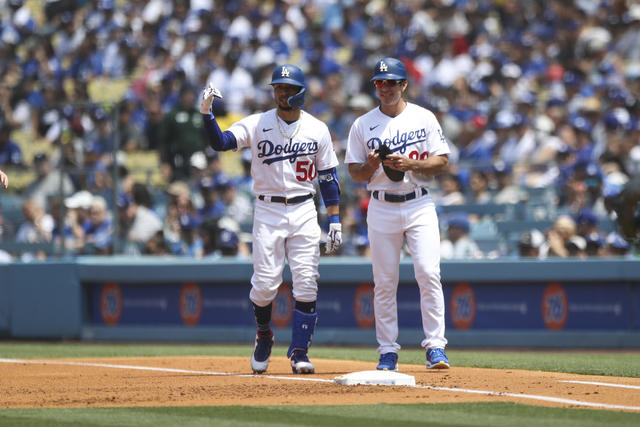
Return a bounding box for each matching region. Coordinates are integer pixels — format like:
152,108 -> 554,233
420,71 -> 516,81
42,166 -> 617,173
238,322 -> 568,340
83,196 -> 113,255
0,123 -> 22,167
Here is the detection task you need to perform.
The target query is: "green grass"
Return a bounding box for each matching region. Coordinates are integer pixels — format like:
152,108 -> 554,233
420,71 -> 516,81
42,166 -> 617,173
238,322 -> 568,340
1,341 -> 639,377
0,403 -> 639,427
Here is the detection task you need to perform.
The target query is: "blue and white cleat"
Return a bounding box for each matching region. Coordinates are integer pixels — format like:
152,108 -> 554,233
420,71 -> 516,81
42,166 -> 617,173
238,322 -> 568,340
426,348 -> 450,369
290,350 -> 315,374
376,352 -> 398,371
251,329 -> 274,374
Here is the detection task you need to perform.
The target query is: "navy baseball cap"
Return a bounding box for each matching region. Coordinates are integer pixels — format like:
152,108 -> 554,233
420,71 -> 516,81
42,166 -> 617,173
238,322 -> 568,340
371,57 -> 407,81
219,229 -> 239,249
447,213 -> 470,232
575,209 -> 598,226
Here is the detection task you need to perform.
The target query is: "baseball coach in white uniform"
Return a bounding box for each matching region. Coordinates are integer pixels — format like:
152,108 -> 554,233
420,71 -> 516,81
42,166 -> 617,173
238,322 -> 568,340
200,64 -> 342,375
345,57 -> 450,372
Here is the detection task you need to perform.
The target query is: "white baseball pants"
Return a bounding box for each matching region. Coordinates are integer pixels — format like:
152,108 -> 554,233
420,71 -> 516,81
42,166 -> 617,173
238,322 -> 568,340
367,195 -> 447,354
249,199 -> 320,307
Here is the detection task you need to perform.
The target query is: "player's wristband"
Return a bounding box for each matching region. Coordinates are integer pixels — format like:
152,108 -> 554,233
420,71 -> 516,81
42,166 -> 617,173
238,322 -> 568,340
329,215 -> 340,224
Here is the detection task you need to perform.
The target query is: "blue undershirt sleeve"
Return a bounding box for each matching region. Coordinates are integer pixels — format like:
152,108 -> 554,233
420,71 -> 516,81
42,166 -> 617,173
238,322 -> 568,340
318,167 -> 340,208
202,113 -> 237,151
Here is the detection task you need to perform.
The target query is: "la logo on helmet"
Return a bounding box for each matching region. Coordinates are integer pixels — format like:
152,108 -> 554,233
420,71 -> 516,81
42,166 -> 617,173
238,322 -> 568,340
281,67 -> 290,77
379,61 -> 388,72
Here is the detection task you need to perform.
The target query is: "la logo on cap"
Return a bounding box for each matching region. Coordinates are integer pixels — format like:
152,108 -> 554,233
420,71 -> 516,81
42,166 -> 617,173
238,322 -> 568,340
281,66 -> 290,77
379,61 -> 388,72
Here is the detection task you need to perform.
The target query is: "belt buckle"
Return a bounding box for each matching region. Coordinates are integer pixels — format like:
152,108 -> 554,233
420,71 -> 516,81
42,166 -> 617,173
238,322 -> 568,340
283,197 -> 289,206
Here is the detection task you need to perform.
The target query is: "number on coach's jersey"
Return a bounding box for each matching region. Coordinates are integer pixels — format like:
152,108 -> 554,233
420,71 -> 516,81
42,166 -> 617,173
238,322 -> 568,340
295,160 -> 317,182
409,150 -> 429,160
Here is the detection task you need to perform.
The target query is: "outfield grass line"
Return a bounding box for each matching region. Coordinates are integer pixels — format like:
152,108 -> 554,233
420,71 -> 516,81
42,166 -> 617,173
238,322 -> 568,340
558,380 -> 640,390
1,358 -> 639,412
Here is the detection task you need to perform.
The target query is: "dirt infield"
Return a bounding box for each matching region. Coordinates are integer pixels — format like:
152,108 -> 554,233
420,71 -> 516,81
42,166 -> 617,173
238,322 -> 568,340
1,356 -> 639,411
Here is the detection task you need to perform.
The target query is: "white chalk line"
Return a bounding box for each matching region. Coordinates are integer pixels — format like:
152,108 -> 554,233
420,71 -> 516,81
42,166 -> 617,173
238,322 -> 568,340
1,358 -> 639,412
558,380 -> 640,390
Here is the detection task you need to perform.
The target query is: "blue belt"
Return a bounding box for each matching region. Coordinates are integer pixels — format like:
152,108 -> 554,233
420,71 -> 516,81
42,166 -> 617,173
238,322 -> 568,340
372,188 -> 428,203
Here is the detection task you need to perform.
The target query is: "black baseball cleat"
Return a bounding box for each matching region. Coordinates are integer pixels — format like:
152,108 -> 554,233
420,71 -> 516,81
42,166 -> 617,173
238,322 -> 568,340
251,329 -> 274,374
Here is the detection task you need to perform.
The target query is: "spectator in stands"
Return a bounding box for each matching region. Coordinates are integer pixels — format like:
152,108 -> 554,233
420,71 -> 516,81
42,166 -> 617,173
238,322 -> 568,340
117,192 -> 163,255
575,208 -> 602,240
24,152 -> 75,210
84,107 -> 115,154
517,229 -> 545,259
83,195 -> 113,255
200,217 -> 220,258
605,232 -> 631,257
0,199 -> 16,242
158,83 -> 207,181
545,215 -> 580,258
143,230 -> 171,256
440,213 -> 482,260
585,232 -> 606,257
196,176 -> 226,221
2,0 -> 640,261
217,226 -> 250,259
80,140 -> 111,193
175,213 -> 203,258
468,169 -> 492,204
187,151 -> 208,196
0,122 -> 22,167
61,190 -> 94,253
49,195 -> 78,254
436,172 -> 466,206
492,162 -> 525,204
233,148 -> 254,199
15,198 -> 54,261
217,175 -> 252,231
0,168 -> 8,189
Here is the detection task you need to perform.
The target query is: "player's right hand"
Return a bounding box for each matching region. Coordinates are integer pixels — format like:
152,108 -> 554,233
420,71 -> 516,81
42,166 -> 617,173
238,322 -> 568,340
200,83 -> 223,115
325,222 -> 342,254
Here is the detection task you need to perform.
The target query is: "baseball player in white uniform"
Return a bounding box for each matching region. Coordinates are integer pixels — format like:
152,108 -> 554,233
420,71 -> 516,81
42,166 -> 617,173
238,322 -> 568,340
345,57 -> 450,371
200,64 -> 342,374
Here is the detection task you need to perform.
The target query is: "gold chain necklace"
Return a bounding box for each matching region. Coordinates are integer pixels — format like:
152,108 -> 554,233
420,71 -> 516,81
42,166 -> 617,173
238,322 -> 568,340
276,111 -> 302,142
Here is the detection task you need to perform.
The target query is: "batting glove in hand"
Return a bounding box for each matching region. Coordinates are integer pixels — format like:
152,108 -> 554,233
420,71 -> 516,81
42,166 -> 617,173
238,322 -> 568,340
326,223 -> 342,254
200,83 -> 223,115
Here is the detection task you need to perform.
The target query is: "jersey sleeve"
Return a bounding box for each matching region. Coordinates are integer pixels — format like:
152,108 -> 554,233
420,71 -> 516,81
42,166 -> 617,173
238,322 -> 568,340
227,113 -> 261,150
344,117 -> 366,164
426,112 -> 451,157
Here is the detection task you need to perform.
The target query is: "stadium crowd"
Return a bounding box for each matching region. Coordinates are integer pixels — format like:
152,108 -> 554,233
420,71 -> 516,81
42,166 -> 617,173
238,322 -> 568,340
0,0 -> 639,261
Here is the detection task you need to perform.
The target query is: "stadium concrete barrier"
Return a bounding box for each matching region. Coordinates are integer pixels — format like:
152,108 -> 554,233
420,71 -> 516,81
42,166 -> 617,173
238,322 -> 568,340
1,257 -> 639,348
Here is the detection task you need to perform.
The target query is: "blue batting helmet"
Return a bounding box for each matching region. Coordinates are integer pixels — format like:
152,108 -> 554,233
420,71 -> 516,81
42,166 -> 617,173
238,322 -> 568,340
371,57 -> 407,81
270,64 -> 306,108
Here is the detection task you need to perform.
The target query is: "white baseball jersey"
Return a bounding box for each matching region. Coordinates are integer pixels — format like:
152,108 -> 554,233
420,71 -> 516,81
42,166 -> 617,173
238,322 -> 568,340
228,109 -> 338,197
345,102 -> 450,192
345,102 -> 450,355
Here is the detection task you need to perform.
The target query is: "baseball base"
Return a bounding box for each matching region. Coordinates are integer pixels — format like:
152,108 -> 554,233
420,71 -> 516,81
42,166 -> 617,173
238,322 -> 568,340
334,370 -> 416,386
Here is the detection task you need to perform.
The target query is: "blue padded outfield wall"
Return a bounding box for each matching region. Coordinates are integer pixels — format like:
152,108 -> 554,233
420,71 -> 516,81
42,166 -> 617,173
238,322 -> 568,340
1,257 -> 639,348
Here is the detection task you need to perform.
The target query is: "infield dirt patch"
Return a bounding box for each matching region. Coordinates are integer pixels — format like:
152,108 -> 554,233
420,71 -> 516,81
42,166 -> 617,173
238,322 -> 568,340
1,356 -> 639,411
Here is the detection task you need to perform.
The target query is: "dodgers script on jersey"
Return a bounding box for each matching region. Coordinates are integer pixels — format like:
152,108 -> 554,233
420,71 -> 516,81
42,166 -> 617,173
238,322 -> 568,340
345,102 -> 450,192
229,109 -> 338,197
